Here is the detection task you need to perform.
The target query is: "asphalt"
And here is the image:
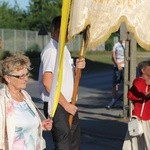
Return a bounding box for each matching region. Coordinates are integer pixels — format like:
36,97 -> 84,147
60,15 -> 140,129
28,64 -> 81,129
26,71 -> 128,150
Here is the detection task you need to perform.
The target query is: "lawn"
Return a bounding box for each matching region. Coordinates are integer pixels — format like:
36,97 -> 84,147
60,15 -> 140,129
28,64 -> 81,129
71,50 -> 113,75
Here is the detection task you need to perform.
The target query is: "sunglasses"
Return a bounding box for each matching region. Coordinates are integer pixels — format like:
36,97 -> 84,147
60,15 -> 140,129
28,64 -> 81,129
8,72 -> 30,79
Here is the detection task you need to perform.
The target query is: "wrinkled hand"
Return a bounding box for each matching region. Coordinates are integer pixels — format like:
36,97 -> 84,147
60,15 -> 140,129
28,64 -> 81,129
76,58 -> 86,69
64,102 -> 77,116
42,118 -> 53,131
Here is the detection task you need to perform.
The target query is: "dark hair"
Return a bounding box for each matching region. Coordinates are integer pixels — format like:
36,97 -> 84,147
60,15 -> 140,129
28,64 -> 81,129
50,16 -> 61,33
138,60 -> 150,75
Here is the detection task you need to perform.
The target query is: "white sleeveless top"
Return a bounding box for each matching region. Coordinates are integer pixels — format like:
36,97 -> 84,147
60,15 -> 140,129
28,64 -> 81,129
12,100 -> 40,150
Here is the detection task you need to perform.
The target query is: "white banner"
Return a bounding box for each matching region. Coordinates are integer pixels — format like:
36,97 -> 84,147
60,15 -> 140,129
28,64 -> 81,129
68,0 -> 150,50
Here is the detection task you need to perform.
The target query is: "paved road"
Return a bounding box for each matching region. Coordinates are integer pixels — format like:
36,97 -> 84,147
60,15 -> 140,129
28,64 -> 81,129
26,70 -> 127,150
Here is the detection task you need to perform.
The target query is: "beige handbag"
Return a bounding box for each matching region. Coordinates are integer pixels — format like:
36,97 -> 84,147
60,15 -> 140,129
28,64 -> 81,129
128,116 -> 144,137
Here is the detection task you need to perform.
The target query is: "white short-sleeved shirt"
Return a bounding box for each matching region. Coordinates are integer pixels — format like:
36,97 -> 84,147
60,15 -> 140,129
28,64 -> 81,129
112,42 -> 125,67
38,39 -> 74,102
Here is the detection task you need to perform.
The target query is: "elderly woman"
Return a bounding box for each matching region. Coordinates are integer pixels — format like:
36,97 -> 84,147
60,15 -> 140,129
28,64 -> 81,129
123,60 -> 150,150
0,53 -> 52,150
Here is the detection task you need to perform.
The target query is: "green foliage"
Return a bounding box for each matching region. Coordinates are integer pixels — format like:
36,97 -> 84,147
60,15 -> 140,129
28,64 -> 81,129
0,50 -> 11,60
105,35 -> 114,51
23,0 -> 62,31
0,2 -> 28,29
25,50 -> 41,80
25,50 -> 40,58
0,0 -> 62,30
27,44 -> 40,52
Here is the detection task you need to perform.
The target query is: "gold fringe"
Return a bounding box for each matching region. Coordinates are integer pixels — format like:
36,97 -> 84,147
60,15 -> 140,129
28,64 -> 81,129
69,15 -> 150,51
88,16 -> 150,50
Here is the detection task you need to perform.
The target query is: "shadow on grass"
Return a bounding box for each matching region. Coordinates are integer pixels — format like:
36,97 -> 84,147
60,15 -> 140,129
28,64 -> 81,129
82,58 -> 113,74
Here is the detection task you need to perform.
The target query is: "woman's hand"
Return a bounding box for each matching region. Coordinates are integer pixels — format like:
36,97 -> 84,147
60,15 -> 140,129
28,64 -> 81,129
42,118 -> 53,131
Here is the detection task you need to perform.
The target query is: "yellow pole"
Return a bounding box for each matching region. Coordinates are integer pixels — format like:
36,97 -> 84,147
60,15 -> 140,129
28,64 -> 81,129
51,0 -> 71,117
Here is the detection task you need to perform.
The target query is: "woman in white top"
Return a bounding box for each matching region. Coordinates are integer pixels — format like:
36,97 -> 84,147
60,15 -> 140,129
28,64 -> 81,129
0,53 -> 52,150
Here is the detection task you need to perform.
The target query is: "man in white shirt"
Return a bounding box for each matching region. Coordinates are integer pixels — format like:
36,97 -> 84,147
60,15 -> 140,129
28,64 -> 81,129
38,16 -> 85,150
106,40 -> 125,109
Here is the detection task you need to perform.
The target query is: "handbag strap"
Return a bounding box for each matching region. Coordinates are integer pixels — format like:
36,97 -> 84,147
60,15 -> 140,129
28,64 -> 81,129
120,41 -> 125,50
139,85 -> 148,118
30,100 -> 46,120
24,91 -> 46,120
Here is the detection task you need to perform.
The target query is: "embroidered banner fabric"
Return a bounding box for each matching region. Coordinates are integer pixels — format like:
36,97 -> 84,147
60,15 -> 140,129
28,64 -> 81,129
68,0 -> 150,50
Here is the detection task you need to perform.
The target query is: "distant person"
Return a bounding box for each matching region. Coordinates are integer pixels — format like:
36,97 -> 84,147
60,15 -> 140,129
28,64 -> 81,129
38,16 -> 86,150
0,53 -> 52,150
123,60 -> 150,149
106,40 -> 125,109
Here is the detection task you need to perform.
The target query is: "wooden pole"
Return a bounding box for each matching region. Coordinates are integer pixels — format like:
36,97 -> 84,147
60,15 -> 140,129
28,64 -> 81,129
123,35 -> 130,117
120,22 -> 137,118
68,31 -> 87,127
120,23 -> 129,118
128,33 -> 137,118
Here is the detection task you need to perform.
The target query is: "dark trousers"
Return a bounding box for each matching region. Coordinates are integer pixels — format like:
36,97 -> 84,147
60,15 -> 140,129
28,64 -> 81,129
51,104 -> 81,150
113,67 -> 124,85
43,102 -> 48,119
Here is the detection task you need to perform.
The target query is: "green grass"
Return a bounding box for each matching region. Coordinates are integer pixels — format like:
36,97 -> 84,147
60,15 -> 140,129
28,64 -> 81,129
71,51 -> 113,75
71,51 -> 112,63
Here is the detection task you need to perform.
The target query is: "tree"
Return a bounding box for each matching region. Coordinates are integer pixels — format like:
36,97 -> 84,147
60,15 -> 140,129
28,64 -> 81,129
0,2 -> 28,29
0,0 -> 62,31
27,0 -> 62,31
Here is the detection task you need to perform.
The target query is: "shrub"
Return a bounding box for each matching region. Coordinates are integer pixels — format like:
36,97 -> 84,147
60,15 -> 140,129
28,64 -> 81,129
0,50 -> 11,60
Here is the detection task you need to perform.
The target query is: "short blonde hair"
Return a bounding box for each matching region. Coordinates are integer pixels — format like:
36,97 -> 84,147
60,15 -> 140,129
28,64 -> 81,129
0,53 -> 31,83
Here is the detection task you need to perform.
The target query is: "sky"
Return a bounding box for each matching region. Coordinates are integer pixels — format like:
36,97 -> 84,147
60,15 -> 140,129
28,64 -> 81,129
0,0 -> 29,10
